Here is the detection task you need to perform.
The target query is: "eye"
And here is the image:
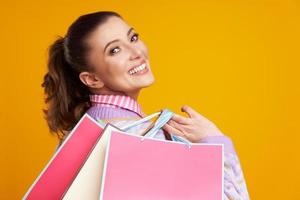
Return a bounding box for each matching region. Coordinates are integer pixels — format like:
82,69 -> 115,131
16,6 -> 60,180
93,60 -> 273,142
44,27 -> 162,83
109,47 -> 120,55
109,33 -> 139,56
131,33 -> 139,42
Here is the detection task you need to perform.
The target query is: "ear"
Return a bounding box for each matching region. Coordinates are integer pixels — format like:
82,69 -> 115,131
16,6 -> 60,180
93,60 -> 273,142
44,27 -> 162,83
79,71 -> 104,89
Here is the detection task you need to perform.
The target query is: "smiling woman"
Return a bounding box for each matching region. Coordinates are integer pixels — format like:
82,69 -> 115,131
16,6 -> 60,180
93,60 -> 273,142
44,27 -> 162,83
42,11 -> 156,141
41,11 -> 250,200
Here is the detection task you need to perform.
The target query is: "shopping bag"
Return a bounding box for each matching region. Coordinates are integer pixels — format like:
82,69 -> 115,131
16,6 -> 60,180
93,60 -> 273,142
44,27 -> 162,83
22,114 -> 106,200
100,110 -> 224,200
62,110 -> 173,200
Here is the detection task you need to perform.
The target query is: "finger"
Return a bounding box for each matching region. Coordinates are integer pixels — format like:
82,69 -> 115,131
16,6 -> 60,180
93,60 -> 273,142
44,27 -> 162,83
167,120 -> 189,135
182,105 -> 210,121
162,124 -> 185,137
181,105 -> 199,118
171,113 -> 191,125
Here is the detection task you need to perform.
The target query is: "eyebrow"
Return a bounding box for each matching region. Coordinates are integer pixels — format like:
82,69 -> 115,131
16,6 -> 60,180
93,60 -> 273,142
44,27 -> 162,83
103,27 -> 134,53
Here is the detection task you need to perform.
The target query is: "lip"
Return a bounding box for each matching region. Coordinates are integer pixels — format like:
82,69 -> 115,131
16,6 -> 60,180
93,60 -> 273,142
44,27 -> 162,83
128,60 -> 147,72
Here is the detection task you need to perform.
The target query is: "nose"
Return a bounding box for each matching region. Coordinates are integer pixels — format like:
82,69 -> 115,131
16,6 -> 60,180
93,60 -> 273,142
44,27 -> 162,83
129,45 -> 143,60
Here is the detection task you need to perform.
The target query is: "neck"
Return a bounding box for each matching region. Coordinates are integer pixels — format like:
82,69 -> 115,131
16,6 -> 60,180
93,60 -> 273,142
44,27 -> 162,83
91,87 -> 140,101
126,91 -> 140,101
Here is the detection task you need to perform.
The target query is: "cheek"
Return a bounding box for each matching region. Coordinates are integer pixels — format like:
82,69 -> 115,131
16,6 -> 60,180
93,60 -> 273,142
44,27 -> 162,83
105,58 -> 127,76
139,41 -> 149,58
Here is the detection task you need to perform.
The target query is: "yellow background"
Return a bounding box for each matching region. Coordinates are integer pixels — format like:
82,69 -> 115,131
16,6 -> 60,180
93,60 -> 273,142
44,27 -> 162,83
1,0 -> 299,199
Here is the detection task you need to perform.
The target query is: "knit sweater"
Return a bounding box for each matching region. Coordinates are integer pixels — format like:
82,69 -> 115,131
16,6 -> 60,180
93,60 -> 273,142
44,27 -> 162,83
85,94 -> 250,200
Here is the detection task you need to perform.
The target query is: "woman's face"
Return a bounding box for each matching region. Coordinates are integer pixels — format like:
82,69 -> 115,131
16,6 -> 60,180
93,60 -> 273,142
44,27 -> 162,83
83,16 -> 155,97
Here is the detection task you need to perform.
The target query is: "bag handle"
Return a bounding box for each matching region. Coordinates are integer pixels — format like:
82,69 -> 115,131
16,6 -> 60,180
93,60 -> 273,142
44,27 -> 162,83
121,109 -> 174,139
142,109 -> 192,147
120,111 -> 161,131
142,109 -> 174,138
101,108 -> 190,144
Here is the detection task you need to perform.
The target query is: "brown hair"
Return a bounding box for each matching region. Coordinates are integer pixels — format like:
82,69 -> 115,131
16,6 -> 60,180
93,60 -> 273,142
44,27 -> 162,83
41,11 -> 122,142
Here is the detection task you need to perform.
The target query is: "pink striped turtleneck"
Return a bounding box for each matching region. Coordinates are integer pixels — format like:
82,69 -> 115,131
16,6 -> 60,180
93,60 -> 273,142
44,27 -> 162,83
87,94 -> 146,120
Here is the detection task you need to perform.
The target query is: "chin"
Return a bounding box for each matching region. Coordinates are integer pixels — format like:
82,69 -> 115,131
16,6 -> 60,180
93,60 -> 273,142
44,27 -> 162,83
134,78 -> 154,91
143,75 -> 155,87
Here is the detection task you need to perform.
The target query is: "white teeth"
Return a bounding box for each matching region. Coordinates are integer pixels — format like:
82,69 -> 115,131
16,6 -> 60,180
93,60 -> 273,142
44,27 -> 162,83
129,63 -> 146,75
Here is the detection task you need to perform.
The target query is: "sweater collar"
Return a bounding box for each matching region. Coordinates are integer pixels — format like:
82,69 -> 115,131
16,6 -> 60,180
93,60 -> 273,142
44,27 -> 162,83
89,94 -> 144,117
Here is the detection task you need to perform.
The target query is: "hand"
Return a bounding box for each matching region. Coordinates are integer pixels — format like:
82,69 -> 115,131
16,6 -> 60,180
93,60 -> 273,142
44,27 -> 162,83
162,105 -> 224,143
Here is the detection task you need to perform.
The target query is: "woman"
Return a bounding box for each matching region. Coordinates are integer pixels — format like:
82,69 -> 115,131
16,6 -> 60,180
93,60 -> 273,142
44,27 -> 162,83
42,11 -> 250,199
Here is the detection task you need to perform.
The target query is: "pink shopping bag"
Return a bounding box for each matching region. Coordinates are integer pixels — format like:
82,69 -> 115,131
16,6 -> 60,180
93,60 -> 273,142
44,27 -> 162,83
100,128 -> 224,200
24,110 -> 165,200
23,114 -> 105,200
61,110 -> 169,200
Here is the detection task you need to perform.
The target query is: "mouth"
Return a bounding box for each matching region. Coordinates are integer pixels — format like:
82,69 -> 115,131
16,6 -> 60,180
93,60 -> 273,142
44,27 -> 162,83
128,62 -> 148,75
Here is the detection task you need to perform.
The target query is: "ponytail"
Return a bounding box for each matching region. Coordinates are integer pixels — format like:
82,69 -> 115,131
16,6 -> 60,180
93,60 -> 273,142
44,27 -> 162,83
41,36 -> 90,141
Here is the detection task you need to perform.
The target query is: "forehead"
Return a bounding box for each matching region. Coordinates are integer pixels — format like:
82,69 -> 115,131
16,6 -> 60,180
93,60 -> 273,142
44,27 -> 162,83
88,16 -> 131,48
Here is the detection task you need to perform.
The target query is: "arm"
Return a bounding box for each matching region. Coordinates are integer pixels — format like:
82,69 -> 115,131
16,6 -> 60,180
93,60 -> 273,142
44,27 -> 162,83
201,136 -> 250,200
163,105 -> 250,200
